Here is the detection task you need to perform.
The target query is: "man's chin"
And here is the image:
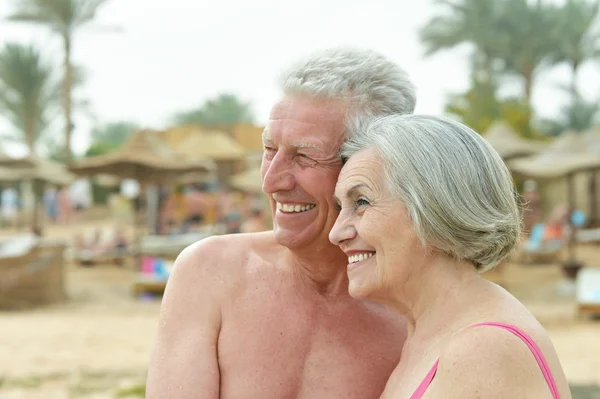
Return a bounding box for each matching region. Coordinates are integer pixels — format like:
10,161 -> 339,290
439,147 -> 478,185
273,226 -> 318,250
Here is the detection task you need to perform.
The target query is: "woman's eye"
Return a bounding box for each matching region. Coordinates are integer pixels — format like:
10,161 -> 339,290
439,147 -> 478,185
355,198 -> 370,208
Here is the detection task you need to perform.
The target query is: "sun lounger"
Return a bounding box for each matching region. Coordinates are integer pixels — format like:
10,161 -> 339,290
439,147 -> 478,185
577,268 -> 600,318
517,223 -> 563,264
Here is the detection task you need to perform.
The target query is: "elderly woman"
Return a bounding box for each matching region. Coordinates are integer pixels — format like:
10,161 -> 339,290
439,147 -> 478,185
330,115 -> 571,399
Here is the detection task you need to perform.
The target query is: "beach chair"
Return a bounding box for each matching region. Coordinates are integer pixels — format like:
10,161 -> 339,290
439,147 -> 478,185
577,268 -> 600,318
72,227 -> 129,266
517,223 -> 563,264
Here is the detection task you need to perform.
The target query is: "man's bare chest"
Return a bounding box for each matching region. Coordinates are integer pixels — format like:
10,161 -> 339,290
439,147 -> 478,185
216,291 -> 400,398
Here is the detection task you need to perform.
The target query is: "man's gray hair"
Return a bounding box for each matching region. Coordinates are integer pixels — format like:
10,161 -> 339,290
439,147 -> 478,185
278,46 -> 416,135
341,114 -> 521,271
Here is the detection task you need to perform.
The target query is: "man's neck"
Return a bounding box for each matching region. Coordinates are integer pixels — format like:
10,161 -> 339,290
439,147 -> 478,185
286,242 -> 350,296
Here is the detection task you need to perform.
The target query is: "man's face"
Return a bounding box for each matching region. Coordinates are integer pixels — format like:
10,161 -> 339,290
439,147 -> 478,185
261,95 -> 347,250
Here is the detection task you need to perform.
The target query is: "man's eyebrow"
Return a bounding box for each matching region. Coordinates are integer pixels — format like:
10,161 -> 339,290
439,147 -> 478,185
262,135 -> 273,145
290,142 -> 321,152
261,136 -> 322,153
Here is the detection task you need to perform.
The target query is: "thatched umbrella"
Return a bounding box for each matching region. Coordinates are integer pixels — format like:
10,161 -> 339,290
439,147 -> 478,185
229,166 -> 262,193
69,129 -> 216,244
0,157 -> 76,186
0,156 -> 76,233
0,152 -> 36,168
508,132 -> 600,178
166,126 -> 247,183
69,129 -> 216,183
508,132 -> 600,270
483,121 -> 548,161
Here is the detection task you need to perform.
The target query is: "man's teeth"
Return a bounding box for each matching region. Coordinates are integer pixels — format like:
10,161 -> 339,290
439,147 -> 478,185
348,253 -> 374,264
276,202 -> 316,213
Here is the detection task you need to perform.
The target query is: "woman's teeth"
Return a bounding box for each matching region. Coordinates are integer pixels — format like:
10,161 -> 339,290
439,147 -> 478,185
348,253 -> 374,264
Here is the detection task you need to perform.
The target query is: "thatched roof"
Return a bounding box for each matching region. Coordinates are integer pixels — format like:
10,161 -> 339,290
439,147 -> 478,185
482,121 -> 548,160
167,126 -> 247,161
229,166 -> 263,193
0,156 -> 75,186
508,131 -> 600,178
0,152 -> 36,168
69,129 -> 216,183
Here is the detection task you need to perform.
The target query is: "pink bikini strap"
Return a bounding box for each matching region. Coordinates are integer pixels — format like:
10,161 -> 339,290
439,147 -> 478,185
408,359 -> 439,399
409,322 -> 561,399
471,322 -> 560,399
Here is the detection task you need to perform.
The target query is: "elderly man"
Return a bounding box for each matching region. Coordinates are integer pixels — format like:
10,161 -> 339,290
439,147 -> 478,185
146,47 -> 416,398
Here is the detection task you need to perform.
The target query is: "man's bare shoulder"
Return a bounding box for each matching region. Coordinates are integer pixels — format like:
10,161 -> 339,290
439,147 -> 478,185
169,231 -> 280,284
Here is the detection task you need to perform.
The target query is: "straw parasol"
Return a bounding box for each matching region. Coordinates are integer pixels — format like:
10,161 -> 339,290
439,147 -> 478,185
229,166 -> 263,193
172,127 -> 247,161
69,129 -> 216,183
162,125 -> 247,161
0,153 -> 36,168
508,132 -> 600,179
0,157 -> 75,186
0,155 -> 76,234
482,121 -> 548,160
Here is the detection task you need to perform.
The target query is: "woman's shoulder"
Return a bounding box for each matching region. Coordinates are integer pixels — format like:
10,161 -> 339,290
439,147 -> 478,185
429,317 -> 568,398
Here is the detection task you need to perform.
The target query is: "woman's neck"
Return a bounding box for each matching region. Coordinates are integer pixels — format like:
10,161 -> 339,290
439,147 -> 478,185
382,256 -> 490,340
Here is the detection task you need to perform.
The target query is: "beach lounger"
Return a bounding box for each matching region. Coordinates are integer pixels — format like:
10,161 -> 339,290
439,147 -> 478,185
577,268 -> 600,318
517,223 -> 563,264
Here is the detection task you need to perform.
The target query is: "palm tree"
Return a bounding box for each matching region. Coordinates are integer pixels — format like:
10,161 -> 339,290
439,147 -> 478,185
497,0 -> 557,105
420,0 -> 508,85
6,0 -> 111,163
171,93 -> 255,128
548,0 -> 600,120
0,43 -> 58,154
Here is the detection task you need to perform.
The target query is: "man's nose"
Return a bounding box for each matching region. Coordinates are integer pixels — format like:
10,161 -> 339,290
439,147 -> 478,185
262,153 -> 295,194
329,211 -> 356,247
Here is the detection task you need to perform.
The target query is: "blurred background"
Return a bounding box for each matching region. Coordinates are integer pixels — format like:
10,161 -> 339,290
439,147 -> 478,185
0,0 -> 599,397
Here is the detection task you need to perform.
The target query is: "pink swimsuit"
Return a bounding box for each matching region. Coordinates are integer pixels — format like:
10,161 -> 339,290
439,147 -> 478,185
409,322 -> 561,399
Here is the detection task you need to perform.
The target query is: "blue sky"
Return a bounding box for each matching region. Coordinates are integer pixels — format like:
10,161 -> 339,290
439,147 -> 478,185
0,0 -> 597,156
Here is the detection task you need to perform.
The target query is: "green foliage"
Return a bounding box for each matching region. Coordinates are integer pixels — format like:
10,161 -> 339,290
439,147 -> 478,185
547,0 -> 600,71
90,121 -> 139,149
0,43 -> 59,153
426,0 -> 600,136
114,383 -> 146,398
6,0 -> 111,37
539,98 -> 599,135
171,93 -> 254,128
7,0 -> 114,162
445,79 -> 537,137
420,0 -> 508,82
445,78 -> 501,133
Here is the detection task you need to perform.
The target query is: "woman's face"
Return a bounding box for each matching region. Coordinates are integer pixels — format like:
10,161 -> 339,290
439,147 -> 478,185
329,148 -> 426,301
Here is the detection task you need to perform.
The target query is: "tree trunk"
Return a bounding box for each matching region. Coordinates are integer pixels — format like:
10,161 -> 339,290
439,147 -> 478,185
63,36 -> 73,164
24,117 -> 36,155
522,67 -> 534,138
570,61 -> 580,130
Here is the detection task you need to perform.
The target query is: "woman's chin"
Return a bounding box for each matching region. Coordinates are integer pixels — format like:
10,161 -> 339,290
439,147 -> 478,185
348,279 -> 375,299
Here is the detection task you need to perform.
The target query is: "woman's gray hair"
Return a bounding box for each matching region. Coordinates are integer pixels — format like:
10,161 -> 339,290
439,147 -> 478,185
341,114 -> 521,271
278,46 -> 416,135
